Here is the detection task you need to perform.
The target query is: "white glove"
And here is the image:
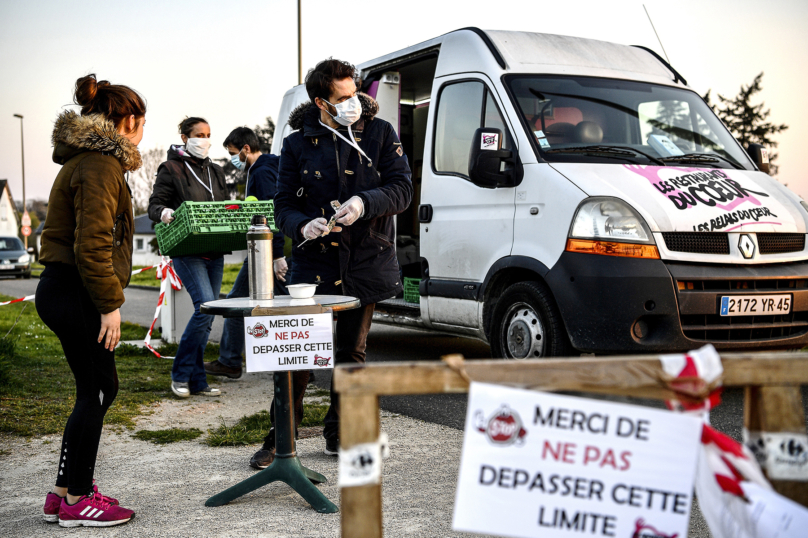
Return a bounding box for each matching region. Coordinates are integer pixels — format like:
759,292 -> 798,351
334,196 -> 365,226
161,208 -> 175,224
273,257 -> 288,282
301,218 -> 331,240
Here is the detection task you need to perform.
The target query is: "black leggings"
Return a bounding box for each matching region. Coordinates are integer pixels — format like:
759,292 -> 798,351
36,264 -> 119,496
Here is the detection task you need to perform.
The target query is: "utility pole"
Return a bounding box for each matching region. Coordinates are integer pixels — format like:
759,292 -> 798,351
12,114 -> 27,249
298,0 -> 302,85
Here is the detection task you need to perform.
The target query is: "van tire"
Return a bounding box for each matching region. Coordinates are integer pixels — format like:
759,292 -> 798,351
490,281 -> 572,359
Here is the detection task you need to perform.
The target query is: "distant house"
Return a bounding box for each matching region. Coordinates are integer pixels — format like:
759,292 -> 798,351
0,180 -> 20,236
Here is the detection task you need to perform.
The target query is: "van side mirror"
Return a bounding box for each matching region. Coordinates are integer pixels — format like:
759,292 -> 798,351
468,128 -> 523,189
747,144 -> 770,174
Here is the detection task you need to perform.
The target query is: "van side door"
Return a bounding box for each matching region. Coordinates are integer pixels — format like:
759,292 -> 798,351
420,76 -> 517,327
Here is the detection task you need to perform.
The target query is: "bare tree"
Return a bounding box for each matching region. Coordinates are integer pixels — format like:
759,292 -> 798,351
130,147 -> 164,214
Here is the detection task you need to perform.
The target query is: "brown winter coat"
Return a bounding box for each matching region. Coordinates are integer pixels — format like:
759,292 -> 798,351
40,111 -> 140,314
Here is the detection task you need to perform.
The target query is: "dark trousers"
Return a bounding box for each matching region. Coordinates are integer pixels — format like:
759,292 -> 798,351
324,304 -> 375,442
36,264 -> 119,497
263,303 -> 375,448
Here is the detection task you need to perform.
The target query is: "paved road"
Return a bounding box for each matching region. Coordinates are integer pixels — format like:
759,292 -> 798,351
3,275 -> 806,442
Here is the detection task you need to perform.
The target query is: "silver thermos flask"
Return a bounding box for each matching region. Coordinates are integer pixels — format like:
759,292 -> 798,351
247,214 -> 274,300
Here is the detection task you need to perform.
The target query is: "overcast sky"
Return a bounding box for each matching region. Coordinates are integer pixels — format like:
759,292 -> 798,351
1,0 -> 806,203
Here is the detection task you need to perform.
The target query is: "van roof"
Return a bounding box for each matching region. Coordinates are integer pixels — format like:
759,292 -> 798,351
358,28 -> 685,88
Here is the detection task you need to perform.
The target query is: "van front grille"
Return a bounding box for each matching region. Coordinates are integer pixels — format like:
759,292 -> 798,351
681,311 -> 808,341
676,279 -> 808,292
758,233 -> 805,255
662,232 -> 729,255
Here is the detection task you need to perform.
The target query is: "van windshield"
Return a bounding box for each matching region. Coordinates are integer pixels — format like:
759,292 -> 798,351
505,75 -> 753,170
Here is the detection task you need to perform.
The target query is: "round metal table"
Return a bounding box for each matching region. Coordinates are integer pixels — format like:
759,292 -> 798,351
201,295 -> 361,318
200,294 -> 361,514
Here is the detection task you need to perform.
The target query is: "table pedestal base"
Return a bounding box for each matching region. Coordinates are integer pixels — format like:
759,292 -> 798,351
204,371 -> 338,513
205,456 -> 337,513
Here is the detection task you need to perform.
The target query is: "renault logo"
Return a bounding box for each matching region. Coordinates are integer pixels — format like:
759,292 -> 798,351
739,234 -> 756,259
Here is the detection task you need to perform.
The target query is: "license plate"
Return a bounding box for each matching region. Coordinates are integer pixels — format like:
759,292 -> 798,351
0,265 -> 14,270
720,295 -> 792,316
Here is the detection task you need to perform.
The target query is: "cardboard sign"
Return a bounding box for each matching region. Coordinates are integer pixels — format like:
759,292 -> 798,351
244,312 -> 334,372
453,383 -> 702,538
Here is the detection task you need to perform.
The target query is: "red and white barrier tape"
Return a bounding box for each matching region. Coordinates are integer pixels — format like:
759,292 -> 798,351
130,264 -> 156,276
0,294 -> 35,306
144,256 -> 182,359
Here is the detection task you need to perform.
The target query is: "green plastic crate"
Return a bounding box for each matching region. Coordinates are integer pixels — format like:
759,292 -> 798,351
155,200 -> 277,257
403,277 -> 421,304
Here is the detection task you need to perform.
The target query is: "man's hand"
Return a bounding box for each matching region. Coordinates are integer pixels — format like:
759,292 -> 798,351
274,257 -> 288,282
98,309 -> 121,351
161,208 -> 175,224
334,196 -> 364,226
300,218 -> 342,240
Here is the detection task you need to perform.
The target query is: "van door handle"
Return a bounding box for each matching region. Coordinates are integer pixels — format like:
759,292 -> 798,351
418,204 -> 433,223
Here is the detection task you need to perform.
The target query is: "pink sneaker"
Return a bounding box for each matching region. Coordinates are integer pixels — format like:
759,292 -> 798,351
58,492 -> 134,527
42,492 -> 62,522
43,482 -> 118,522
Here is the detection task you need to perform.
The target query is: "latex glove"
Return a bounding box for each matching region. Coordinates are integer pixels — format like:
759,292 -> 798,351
274,257 -> 288,282
161,208 -> 175,224
98,308 -> 121,351
301,218 -> 331,240
334,196 -> 365,226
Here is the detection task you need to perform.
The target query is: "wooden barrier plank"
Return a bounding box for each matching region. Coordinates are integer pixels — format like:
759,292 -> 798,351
745,385 -> 808,507
334,354 -> 808,397
340,393 -> 382,538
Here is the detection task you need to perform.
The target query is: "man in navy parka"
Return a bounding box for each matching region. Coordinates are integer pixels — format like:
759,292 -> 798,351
275,58 -> 412,456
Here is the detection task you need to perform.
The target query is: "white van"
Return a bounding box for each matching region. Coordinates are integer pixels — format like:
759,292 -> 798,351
272,28 -> 808,358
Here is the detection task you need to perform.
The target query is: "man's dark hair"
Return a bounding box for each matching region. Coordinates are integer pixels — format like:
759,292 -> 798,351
305,58 -> 357,103
223,127 -> 261,153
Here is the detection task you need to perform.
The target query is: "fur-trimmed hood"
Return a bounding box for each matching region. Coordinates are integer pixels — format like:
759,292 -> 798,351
52,110 -> 142,172
287,92 -> 379,134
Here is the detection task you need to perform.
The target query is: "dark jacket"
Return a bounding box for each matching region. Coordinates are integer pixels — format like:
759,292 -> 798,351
40,111 -> 138,314
275,93 -> 413,304
246,153 -> 285,258
147,145 -> 228,222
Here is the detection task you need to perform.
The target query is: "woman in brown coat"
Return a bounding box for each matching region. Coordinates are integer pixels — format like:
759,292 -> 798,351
36,74 -> 144,527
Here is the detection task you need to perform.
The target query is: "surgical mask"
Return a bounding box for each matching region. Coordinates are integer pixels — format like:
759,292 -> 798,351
323,95 -> 362,126
185,137 -> 212,159
230,151 -> 246,170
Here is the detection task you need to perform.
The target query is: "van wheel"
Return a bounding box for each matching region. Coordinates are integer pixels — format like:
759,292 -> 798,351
490,281 -> 571,359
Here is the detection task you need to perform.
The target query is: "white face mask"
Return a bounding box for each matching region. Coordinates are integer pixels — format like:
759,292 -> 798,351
185,137 -> 212,159
323,95 -> 362,126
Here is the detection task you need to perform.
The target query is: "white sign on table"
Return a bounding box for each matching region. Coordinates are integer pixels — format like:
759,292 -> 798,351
244,312 -> 334,372
453,382 -> 702,538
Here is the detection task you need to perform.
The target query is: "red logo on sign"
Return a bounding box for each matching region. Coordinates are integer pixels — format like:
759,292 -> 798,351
314,355 -> 332,367
246,322 -> 268,338
474,405 -> 527,446
633,519 -> 678,538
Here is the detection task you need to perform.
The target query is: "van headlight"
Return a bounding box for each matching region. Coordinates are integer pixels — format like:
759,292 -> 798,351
17,254 -> 30,264
569,198 -> 654,243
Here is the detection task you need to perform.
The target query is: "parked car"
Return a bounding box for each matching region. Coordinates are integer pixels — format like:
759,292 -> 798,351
273,28 -> 808,356
0,236 -> 32,279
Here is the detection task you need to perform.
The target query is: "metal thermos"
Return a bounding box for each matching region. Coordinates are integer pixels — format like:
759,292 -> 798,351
247,214 -> 274,300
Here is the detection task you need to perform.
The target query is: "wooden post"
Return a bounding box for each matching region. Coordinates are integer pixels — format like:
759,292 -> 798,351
744,385 -> 808,507
340,393 -> 382,538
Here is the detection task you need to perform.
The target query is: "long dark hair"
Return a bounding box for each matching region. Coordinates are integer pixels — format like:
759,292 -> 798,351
74,74 -> 146,131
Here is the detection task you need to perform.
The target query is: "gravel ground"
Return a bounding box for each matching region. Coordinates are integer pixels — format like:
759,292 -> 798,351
0,372 -> 714,538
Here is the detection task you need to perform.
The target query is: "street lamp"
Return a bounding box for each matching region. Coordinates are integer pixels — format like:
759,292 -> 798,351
12,114 -> 27,248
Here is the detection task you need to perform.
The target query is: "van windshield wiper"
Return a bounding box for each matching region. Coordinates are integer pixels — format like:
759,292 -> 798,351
658,152 -> 743,170
544,145 -> 665,165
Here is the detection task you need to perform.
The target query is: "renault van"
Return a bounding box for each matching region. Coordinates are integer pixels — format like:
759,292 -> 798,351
272,28 -> 808,357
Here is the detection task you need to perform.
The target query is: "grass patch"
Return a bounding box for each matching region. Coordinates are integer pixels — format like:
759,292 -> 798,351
0,294 -> 218,436
133,427 -> 202,444
206,403 -> 329,447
